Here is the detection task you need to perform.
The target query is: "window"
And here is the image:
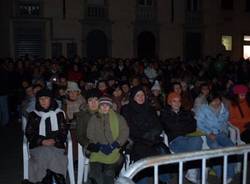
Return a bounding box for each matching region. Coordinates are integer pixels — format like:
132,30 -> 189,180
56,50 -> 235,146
67,43 -> 77,59
243,35 -> 250,59
221,35 -> 232,51
246,0 -> 250,11
17,0 -> 40,16
187,0 -> 199,12
221,0 -> 234,10
87,0 -> 104,5
51,43 -> 62,58
139,0 -> 153,6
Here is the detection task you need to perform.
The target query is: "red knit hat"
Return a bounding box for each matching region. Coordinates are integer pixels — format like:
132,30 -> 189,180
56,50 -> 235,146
233,84 -> 248,95
167,92 -> 181,105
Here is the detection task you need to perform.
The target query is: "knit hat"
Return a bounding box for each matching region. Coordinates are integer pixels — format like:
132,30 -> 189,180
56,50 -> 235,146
66,81 -> 81,93
99,96 -> 113,106
167,92 -> 181,105
85,89 -> 101,100
36,88 -> 53,99
151,80 -> 161,91
233,84 -> 248,95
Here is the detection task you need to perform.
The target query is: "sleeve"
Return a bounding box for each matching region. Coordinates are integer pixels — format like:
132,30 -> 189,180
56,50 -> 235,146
76,112 -> 91,147
116,115 -> 129,146
25,112 -> 45,147
55,111 -> 68,145
195,107 -> 211,134
229,105 -> 250,132
86,116 -> 97,144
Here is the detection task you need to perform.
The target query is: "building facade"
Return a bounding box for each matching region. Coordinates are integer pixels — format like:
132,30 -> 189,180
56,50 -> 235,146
1,0 -> 250,60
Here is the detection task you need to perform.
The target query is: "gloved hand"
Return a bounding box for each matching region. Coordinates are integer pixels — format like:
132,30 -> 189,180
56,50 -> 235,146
100,144 -> 113,155
110,141 -> 120,150
86,143 -> 101,152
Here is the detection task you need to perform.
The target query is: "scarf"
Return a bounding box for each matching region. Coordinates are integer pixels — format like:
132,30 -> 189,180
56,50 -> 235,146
33,108 -> 64,136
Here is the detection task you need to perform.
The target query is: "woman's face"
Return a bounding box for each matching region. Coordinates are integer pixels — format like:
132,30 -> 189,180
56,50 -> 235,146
173,84 -> 182,95
39,96 -> 51,109
238,93 -> 246,101
68,91 -> 79,101
88,97 -> 99,111
113,87 -> 123,97
133,91 -> 145,104
169,97 -> 181,112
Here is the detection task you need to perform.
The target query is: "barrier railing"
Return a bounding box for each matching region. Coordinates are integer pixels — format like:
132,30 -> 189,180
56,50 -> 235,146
116,145 -> 250,184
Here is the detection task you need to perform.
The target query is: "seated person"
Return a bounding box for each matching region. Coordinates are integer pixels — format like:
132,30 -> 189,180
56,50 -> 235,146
86,96 -> 129,184
160,92 -> 203,183
195,91 -> 235,182
25,89 -> 68,183
229,84 -> 250,143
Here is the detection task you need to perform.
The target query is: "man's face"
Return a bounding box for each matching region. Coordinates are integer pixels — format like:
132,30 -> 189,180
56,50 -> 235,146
88,97 -> 99,111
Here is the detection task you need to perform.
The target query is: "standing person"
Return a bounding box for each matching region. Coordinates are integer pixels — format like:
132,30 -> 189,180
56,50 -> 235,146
121,85 -> 170,184
86,96 -> 129,184
160,92 -> 203,183
76,88 -> 101,151
25,89 -> 68,183
195,92 -> 235,183
229,84 -> 250,143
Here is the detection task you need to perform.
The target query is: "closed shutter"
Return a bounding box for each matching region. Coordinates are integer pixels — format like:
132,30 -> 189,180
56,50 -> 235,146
15,26 -> 43,58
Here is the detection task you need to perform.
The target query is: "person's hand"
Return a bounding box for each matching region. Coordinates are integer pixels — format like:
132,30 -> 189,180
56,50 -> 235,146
100,144 -> 113,155
86,143 -> 101,152
208,133 -> 216,141
42,139 -> 56,146
110,141 -> 120,150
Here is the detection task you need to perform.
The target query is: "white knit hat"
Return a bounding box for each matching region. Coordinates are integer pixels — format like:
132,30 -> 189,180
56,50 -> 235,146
66,81 -> 81,93
151,80 -> 161,91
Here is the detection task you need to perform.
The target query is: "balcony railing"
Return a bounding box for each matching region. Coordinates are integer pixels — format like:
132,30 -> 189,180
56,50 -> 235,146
17,0 -> 40,17
136,6 -> 155,21
86,5 -> 107,18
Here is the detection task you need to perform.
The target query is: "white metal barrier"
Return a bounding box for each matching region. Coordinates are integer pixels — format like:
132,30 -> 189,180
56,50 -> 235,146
116,145 -> 250,184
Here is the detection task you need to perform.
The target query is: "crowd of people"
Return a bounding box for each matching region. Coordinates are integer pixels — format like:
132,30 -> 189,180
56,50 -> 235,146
1,54 -> 250,184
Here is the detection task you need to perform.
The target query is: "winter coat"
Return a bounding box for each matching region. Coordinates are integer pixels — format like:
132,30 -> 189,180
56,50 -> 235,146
75,108 -> 97,147
25,100 -> 68,149
160,106 -> 197,142
229,100 -> 250,133
121,101 -> 164,161
195,103 -> 229,135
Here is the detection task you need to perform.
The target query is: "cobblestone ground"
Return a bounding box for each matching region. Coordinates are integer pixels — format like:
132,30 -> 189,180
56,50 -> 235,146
0,120 -> 249,184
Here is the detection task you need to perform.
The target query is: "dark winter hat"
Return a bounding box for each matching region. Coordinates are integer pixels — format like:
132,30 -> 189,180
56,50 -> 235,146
85,89 -> 101,100
36,88 -> 53,99
99,96 -> 113,106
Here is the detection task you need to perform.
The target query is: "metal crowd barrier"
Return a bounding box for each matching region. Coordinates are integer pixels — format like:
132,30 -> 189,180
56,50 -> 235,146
116,145 -> 250,184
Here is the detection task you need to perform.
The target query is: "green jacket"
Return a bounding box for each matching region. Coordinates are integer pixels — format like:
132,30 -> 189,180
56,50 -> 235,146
76,109 -> 97,148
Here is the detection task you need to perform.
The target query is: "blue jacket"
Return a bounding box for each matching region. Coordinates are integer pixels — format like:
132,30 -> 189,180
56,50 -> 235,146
195,103 -> 229,134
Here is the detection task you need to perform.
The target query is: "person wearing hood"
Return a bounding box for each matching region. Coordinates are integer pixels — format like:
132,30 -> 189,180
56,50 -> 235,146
86,96 -> 129,184
121,85 -> 170,184
25,88 -> 68,183
229,84 -> 250,143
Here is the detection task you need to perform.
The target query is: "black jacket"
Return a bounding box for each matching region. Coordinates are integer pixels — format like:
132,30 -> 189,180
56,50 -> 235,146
25,101 -> 68,149
160,106 -> 196,142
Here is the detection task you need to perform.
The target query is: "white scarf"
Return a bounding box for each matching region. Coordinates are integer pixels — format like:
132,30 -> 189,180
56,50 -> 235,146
33,108 -> 64,136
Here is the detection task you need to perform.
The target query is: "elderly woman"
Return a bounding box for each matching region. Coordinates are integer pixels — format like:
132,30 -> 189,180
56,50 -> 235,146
86,96 -> 129,184
195,92 -> 235,183
25,89 -> 68,183
229,84 -> 250,143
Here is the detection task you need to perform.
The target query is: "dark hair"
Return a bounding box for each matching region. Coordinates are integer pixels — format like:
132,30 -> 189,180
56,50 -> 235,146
207,91 -> 222,104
